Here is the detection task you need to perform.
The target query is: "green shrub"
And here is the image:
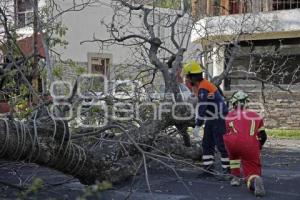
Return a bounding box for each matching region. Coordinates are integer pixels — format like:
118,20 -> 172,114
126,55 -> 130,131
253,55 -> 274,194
267,129 -> 300,139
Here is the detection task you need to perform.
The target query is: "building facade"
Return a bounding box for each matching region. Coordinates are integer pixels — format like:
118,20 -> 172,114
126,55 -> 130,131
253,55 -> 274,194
191,0 -> 300,128
1,0 -> 192,81
0,0 -> 46,59
191,0 -> 300,91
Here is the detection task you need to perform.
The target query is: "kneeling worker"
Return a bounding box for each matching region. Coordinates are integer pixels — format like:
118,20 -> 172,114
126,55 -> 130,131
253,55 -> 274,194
224,91 -> 267,196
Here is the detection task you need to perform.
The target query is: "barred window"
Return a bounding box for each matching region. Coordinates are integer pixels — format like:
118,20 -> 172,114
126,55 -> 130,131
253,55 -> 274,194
272,0 -> 300,10
229,0 -> 248,14
16,0 -> 34,28
87,53 -> 112,78
208,0 -> 249,16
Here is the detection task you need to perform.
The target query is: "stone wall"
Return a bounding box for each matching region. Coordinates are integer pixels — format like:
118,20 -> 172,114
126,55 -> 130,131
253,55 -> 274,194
224,91 -> 300,129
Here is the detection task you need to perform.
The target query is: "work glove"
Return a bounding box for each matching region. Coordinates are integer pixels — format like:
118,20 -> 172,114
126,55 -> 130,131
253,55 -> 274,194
193,126 -> 202,141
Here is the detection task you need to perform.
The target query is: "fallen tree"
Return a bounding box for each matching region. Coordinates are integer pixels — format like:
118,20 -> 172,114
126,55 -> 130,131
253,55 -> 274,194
0,0 -> 224,186
3,0 -> 295,189
0,107 -> 201,184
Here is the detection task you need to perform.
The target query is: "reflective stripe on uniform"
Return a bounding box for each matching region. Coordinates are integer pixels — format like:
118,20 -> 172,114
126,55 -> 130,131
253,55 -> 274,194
222,164 -> 230,169
229,121 -> 238,133
221,157 -> 230,169
250,120 -> 256,136
203,155 -> 214,160
221,157 -> 229,162
202,154 -> 214,166
203,161 -> 214,165
247,174 -> 259,189
230,159 -> 241,169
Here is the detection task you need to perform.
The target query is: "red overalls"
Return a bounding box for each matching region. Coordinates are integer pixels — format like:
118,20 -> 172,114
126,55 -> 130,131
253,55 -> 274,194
223,108 -> 265,189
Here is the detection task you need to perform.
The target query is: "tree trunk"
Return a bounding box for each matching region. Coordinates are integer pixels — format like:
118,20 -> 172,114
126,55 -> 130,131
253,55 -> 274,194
0,117 -> 96,184
0,114 -> 188,184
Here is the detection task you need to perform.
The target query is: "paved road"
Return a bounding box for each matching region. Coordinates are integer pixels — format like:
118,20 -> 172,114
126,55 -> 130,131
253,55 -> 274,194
0,146 -> 299,199
102,147 -> 300,200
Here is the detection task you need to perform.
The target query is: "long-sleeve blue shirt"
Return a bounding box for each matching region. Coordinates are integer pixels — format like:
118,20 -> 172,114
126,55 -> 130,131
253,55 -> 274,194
195,81 -> 228,126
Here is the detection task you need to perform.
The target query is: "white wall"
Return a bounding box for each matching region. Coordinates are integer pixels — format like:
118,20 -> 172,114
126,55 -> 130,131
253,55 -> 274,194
1,0 -> 195,81
191,8 -> 300,42
53,0 -> 193,65
211,45 -> 225,88
191,8 -> 300,90
53,0 -> 129,64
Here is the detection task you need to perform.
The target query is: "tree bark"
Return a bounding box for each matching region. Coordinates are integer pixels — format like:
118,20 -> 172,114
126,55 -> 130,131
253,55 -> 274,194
0,113 -> 197,184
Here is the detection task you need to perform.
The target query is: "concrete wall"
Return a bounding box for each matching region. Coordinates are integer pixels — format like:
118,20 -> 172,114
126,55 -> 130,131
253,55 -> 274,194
53,0 -> 193,65
1,0 -> 194,78
53,0 -> 129,64
191,8 -> 300,43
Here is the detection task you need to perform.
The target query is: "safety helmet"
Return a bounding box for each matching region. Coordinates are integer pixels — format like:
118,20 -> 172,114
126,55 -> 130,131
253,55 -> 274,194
182,61 -> 203,75
230,90 -> 249,105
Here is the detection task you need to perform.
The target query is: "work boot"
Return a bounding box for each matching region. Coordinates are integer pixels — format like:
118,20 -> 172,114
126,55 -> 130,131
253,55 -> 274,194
254,177 -> 266,197
230,177 -> 241,186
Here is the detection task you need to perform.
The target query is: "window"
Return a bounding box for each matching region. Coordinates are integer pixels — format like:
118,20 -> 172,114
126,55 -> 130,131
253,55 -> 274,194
16,0 -> 34,28
208,0 -> 221,16
87,53 -> 112,78
229,0 -> 247,14
91,57 -> 109,74
272,0 -> 300,10
207,0 -> 249,16
229,0 -> 239,14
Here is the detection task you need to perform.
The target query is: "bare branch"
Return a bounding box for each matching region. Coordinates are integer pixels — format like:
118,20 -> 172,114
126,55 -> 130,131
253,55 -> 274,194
80,34 -> 148,45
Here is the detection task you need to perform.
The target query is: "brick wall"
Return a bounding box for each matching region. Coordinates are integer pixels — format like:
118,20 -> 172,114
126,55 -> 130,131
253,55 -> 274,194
224,91 -> 300,129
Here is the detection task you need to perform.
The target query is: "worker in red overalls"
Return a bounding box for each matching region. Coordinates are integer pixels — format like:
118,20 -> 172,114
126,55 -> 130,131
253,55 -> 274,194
223,91 -> 267,197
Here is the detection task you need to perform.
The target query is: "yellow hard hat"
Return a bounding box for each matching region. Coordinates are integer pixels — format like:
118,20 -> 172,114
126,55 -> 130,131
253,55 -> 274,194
182,61 -> 203,75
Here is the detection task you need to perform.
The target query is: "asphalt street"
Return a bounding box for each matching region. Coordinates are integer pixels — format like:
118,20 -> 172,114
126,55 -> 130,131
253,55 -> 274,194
102,147 -> 300,200
0,145 -> 299,200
